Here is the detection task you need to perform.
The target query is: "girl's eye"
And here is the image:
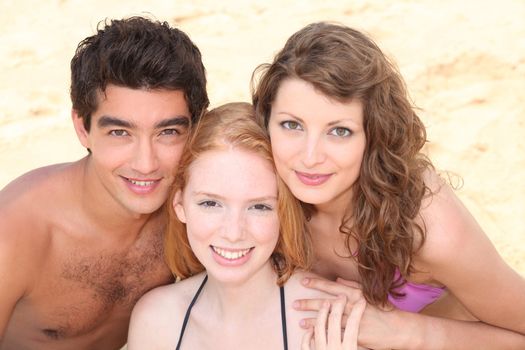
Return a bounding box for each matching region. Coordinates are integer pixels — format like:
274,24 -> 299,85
109,129 -> 129,136
250,204 -> 273,211
281,121 -> 302,131
328,127 -> 352,137
198,200 -> 220,208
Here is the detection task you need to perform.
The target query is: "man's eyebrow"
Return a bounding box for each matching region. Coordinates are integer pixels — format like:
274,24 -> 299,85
96,116 -> 190,129
155,116 -> 190,129
97,116 -> 134,129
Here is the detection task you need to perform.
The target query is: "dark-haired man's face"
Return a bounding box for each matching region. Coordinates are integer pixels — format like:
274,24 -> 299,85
73,84 -> 190,217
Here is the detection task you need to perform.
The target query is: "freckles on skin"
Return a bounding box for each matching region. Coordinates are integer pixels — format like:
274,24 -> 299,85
179,148 -> 280,282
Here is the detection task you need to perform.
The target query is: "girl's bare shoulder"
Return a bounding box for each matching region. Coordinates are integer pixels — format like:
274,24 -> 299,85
285,270 -> 334,300
128,273 -> 207,349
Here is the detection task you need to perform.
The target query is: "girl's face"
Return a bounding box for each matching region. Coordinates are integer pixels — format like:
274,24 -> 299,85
268,78 -> 366,210
174,148 -> 280,284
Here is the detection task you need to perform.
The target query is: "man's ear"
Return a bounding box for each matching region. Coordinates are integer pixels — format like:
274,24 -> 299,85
173,190 -> 186,223
71,109 -> 90,149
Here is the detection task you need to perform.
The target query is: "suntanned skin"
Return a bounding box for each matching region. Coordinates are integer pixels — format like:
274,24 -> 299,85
0,85 -> 190,349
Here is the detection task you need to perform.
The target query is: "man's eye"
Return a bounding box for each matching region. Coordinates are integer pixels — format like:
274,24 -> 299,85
328,127 -> 352,137
281,121 -> 302,131
160,129 -> 180,136
109,130 -> 129,136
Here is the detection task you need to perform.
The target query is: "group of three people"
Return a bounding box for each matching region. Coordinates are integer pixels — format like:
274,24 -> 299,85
0,16 -> 524,350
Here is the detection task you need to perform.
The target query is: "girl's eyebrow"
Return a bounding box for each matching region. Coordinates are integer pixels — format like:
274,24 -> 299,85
192,191 -> 277,202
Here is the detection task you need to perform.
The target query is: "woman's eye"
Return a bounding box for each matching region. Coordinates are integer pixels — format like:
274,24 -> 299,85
109,129 -> 129,136
281,121 -> 302,131
250,204 -> 272,211
329,127 -> 352,137
198,200 -> 220,208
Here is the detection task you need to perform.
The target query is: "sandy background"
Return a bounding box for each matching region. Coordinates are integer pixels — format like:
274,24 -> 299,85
1,0 -> 524,276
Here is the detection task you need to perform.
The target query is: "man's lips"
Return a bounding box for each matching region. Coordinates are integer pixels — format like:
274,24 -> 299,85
295,171 -> 332,186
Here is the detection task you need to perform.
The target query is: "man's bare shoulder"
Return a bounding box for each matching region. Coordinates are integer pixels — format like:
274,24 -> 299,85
1,162 -> 79,205
0,161 -> 82,267
1,161 -> 85,218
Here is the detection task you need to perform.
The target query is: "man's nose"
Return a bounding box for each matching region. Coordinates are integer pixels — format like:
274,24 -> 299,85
131,138 -> 159,175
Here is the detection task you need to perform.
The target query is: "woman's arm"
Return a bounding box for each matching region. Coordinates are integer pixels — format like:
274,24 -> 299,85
295,175 -> 525,349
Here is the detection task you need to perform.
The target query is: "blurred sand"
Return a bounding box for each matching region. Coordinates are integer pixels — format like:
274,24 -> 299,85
1,0 -> 524,276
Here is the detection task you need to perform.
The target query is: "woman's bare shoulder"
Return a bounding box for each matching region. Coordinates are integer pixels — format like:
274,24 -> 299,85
128,273 -> 207,349
133,273 -> 207,316
417,168 -> 494,276
285,270 -> 334,299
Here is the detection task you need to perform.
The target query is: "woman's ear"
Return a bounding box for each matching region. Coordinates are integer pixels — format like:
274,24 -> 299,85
173,190 -> 186,223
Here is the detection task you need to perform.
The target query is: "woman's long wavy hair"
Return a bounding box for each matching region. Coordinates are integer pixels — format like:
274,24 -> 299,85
164,102 -> 312,286
252,22 -> 433,306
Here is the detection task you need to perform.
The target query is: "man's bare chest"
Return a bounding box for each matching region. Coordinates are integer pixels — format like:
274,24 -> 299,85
15,228 -> 174,340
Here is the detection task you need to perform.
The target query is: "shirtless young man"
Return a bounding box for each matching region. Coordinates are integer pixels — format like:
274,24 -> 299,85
0,17 -> 208,350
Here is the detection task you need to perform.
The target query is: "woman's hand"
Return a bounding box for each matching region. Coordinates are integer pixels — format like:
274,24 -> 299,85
296,277 -> 400,350
301,295 -> 366,350
295,277 -> 366,327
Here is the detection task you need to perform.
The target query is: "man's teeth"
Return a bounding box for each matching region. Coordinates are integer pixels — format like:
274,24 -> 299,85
212,246 -> 251,260
129,179 -> 155,186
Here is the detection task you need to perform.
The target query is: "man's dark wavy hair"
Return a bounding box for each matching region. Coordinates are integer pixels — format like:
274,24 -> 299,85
70,16 -> 209,130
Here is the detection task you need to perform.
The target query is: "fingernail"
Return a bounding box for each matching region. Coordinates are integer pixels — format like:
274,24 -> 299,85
293,300 -> 299,308
302,278 -> 309,285
299,319 -> 306,327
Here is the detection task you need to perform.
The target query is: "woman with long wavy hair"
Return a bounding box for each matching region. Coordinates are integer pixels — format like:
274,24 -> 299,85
252,22 -> 525,349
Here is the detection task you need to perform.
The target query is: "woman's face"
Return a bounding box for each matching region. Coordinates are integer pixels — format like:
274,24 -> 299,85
173,148 -> 280,284
268,78 -> 366,209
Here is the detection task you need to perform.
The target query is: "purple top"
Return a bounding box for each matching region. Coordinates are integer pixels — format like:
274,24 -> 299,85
387,271 -> 446,313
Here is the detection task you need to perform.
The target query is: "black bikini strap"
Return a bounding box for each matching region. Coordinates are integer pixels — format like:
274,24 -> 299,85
175,274 -> 208,350
280,285 -> 288,350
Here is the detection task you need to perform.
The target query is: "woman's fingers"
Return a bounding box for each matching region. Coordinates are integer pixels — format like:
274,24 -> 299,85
295,298 -> 328,312
341,298 -> 366,349
301,278 -> 363,304
303,296 -> 365,350
315,300 -> 330,349
302,327 -> 314,350
336,277 -> 362,289
327,295 -> 346,347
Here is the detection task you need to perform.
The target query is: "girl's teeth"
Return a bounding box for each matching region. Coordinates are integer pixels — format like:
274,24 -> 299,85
212,246 -> 250,260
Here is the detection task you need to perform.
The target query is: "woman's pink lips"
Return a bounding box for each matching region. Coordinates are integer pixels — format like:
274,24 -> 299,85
295,171 -> 332,186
